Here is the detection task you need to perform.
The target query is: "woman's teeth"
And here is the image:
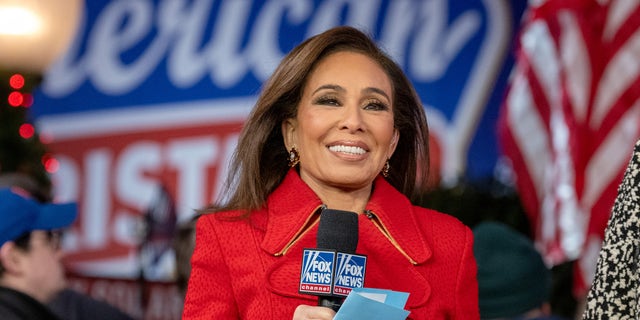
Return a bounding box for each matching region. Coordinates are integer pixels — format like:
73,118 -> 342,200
329,145 -> 366,155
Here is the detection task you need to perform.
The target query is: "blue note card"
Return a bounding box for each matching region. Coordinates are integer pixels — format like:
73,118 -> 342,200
334,288 -> 410,320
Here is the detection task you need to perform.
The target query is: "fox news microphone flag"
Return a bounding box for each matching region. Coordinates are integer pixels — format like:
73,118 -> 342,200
299,209 -> 367,312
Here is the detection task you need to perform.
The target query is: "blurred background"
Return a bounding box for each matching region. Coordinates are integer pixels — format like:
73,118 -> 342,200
1,0 -> 638,319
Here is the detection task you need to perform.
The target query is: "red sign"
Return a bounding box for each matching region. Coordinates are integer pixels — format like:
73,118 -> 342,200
43,101 -> 249,277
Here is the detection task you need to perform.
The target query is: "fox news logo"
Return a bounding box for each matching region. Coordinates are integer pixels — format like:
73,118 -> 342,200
333,253 -> 367,296
299,249 -> 335,295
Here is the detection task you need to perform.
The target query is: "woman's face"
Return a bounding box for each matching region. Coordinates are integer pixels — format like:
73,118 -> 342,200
283,51 -> 399,193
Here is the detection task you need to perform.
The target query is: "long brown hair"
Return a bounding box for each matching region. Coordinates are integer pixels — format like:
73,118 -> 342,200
204,26 -> 429,216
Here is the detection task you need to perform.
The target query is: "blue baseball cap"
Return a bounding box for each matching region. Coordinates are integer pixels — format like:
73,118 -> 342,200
0,187 -> 77,246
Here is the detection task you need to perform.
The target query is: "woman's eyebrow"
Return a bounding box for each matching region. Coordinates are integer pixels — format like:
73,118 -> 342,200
313,84 -> 344,95
313,85 -> 390,102
362,87 -> 390,101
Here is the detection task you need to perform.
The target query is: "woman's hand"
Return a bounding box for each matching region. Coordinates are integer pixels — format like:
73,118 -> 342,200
293,305 -> 336,320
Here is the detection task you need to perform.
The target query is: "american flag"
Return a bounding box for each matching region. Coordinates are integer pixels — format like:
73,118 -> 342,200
498,0 -> 640,296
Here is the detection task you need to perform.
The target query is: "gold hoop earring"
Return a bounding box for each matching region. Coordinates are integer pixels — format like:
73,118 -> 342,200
381,160 -> 390,177
288,147 -> 300,167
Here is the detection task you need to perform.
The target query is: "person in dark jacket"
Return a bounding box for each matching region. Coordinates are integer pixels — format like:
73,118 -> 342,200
474,221 -> 569,320
0,187 -> 76,320
0,174 -> 135,320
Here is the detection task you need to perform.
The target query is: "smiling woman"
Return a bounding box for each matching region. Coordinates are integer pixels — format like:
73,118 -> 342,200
182,26 -> 479,320
282,51 -> 398,212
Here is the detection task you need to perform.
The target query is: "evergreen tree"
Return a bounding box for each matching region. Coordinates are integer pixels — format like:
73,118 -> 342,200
0,71 -> 51,196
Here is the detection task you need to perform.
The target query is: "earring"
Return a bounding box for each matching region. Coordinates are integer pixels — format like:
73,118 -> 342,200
288,147 -> 300,167
381,160 -> 390,177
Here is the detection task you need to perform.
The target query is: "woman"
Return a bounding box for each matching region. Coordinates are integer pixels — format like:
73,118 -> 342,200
182,26 -> 479,319
582,139 -> 640,319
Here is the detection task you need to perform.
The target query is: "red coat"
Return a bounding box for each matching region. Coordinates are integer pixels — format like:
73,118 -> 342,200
183,170 -> 479,319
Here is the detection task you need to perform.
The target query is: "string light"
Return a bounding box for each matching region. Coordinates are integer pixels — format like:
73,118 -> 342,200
9,74 -> 24,89
8,91 -> 23,107
42,153 -> 59,173
7,73 -> 27,107
19,123 -> 35,139
21,93 -> 33,107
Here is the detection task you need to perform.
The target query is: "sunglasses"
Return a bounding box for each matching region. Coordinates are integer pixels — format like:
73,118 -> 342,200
44,230 -> 63,250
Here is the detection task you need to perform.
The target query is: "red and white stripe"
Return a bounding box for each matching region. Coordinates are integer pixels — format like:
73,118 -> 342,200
498,0 -> 640,296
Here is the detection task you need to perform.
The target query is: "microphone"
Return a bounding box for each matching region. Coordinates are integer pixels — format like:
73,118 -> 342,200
316,209 -> 358,311
299,208 -> 366,312
316,208 -> 358,251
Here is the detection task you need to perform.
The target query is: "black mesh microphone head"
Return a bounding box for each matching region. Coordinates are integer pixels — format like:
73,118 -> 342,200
316,208 -> 358,253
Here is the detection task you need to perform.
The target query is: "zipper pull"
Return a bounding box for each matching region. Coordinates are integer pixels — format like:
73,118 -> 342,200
364,210 -> 374,219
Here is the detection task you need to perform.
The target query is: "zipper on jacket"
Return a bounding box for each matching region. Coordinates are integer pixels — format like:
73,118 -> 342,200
274,204 -> 326,256
364,209 -> 417,265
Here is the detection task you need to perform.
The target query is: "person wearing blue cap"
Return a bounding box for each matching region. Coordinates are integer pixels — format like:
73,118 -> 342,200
0,187 -> 77,320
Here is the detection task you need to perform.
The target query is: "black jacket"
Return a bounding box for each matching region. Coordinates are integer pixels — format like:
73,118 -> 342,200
48,288 -> 135,320
0,286 -> 62,320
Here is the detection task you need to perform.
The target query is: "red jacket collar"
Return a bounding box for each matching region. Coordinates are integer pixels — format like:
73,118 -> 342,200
260,169 -> 431,264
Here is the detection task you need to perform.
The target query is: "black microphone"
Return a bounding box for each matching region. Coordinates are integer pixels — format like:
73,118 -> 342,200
315,208 -> 358,312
